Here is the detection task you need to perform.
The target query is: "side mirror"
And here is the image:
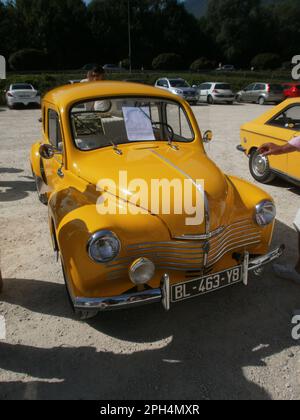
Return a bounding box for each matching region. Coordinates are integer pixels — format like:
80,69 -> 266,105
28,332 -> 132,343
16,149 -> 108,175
39,144 -> 60,160
203,130 -> 213,143
192,85 -> 197,89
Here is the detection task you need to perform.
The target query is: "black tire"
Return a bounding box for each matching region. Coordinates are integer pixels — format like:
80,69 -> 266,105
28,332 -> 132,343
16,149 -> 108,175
258,96 -> 265,105
236,95 -> 242,103
249,150 -> 276,184
207,95 -> 214,105
32,172 -> 48,205
61,257 -> 98,321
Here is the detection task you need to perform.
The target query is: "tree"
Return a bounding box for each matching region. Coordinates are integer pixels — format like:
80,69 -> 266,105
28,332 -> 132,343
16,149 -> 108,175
251,53 -> 280,70
206,0 -> 275,67
152,53 -> 183,70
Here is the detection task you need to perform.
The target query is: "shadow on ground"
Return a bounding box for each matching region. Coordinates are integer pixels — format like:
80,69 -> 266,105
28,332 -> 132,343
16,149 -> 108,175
0,220 -> 299,400
0,167 -> 35,202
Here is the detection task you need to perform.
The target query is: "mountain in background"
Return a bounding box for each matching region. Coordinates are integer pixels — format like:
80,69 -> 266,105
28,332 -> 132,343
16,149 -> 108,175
184,0 -> 283,17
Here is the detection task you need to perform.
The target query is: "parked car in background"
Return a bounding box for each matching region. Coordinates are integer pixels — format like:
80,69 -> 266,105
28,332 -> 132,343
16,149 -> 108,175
103,64 -> 126,73
155,78 -> 198,104
216,65 -> 236,72
282,83 -> 300,99
194,82 -> 235,104
236,83 -> 284,105
5,83 -> 41,109
30,81 -> 283,319
238,98 -> 300,185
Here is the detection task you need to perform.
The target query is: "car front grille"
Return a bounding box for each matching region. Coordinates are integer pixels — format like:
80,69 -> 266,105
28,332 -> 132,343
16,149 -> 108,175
105,219 -> 262,281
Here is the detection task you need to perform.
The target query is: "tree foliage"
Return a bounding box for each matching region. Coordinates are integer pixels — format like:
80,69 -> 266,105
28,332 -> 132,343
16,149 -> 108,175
0,0 -> 298,70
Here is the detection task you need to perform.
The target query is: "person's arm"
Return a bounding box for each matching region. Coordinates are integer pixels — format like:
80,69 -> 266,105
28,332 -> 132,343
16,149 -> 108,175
259,139 -> 299,156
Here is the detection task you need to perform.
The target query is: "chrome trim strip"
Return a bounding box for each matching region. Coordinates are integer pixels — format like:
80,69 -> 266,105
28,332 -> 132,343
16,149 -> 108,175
174,226 -> 225,241
208,240 -> 261,266
209,233 -> 262,257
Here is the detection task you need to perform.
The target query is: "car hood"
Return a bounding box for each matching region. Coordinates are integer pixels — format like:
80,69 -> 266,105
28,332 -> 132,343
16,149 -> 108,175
174,87 -> 196,93
74,143 -> 229,238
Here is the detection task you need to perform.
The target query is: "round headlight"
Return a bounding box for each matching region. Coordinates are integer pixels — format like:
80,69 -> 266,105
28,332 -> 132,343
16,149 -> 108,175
88,230 -> 120,263
255,200 -> 276,226
129,258 -> 156,285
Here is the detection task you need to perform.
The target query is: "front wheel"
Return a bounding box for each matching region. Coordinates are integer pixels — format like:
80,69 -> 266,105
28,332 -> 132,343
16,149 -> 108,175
33,172 -> 48,205
61,256 -> 99,321
249,150 -> 276,184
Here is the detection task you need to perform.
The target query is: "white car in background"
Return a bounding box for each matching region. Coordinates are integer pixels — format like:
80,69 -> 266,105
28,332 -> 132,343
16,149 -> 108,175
194,82 -> 235,105
155,78 -> 198,105
5,83 -> 41,109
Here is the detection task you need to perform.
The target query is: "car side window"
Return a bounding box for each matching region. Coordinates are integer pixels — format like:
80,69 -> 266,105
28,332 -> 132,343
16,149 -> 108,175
157,80 -> 163,87
268,105 -> 300,131
245,84 -> 254,91
48,109 -> 62,148
163,80 -> 169,88
254,84 -> 264,91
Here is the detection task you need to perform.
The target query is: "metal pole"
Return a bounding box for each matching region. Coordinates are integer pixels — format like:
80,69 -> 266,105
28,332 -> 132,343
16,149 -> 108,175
128,0 -> 132,73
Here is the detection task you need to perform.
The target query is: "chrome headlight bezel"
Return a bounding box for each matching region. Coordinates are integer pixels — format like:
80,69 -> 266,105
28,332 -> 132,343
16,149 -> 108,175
129,258 -> 156,285
255,200 -> 276,226
87,230 -> 121,263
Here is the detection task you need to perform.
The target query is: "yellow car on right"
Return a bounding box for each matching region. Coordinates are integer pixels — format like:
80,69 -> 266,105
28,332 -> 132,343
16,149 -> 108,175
238,98 -> 300,185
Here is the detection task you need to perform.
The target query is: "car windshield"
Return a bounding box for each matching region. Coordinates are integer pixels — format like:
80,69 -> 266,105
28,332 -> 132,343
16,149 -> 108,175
70,97 -> 194,151
169,80 -> 190,88
215,84 -> 231,90
12,84 -> 33,90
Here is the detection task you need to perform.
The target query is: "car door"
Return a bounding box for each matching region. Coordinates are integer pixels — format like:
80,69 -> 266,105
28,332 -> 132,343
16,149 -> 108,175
265,104 -> 300,177
252,84 -> 264,103
198,83 -> 208,102
242,84 -> 255,102
42,107 -> 65,193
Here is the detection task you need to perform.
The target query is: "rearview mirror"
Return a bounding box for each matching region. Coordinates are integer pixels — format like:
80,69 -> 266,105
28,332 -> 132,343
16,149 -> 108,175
203,130 -> 213,143
39,144 -> 60,160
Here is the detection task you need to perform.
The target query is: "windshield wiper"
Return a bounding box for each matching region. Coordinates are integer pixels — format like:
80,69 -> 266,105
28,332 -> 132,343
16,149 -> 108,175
110,140 -> 123,155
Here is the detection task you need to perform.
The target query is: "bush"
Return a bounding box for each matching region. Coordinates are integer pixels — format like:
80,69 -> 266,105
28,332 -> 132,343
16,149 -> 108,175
9,49 -> 48,71
190,57 -> 215,72
152,53 -> 183,71
251,53 -> 281,70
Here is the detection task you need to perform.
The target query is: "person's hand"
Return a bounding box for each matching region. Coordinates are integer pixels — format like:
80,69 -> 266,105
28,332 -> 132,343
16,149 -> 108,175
258,143 -> 283,156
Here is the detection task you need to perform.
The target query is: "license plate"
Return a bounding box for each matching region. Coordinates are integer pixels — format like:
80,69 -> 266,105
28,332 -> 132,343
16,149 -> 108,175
171,266 -> 243,303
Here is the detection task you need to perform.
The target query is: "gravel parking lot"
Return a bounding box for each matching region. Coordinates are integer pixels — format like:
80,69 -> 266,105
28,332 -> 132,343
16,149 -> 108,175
0,103 -> 299,400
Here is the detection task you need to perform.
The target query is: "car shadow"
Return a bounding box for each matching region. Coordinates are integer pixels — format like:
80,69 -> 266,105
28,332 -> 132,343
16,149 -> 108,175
0,168 -> 24,175
0,220 -> 299,400
0,179 -> 36,202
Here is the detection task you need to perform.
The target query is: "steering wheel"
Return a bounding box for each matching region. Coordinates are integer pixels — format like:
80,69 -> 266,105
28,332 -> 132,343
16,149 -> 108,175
152,121 -> 174,142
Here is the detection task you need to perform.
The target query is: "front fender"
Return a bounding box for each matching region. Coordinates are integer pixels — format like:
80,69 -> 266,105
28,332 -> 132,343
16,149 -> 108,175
30,142 -> 42,178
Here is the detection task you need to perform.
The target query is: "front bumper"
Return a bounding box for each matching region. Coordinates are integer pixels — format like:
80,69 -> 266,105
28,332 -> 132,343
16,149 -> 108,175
74,245 -> 285,312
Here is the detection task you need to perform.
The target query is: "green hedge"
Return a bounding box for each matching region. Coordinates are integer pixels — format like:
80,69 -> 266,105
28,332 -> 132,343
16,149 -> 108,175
0,70 -> 293,107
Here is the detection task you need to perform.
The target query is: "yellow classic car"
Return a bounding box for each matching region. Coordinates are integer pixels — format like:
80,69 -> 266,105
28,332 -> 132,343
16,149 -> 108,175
239,98 -> 300,185
30,81 -> 283,319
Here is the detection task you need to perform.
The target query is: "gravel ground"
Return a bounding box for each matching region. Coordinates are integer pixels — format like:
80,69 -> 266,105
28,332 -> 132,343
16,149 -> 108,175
0,103 -> 299,400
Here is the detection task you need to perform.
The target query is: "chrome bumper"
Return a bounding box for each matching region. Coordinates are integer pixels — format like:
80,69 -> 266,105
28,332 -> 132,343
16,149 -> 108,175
74,246 -> 284,312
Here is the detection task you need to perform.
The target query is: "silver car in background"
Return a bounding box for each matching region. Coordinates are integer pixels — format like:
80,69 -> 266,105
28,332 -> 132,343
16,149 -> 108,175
155,78 -> 198,105
236,83 -> 284,105
194,82 -> 235,104
5,83 -> 41,109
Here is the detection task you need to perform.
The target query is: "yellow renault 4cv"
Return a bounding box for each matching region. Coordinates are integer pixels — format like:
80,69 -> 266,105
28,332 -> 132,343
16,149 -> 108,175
30,81 -> 283,319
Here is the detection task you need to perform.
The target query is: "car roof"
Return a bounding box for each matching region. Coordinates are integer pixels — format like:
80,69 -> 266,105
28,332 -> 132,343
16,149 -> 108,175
43,81 -> 184,109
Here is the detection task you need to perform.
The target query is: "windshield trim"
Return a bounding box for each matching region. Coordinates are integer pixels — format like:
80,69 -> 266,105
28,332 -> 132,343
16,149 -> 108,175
69,95 -> 195,152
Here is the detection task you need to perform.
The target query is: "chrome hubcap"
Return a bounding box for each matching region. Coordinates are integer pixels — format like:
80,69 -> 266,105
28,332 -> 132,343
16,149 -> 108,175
253,154 -> 268,177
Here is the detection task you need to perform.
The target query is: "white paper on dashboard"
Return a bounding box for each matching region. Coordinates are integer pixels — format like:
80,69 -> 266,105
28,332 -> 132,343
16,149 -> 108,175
123,107 -> 155,141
